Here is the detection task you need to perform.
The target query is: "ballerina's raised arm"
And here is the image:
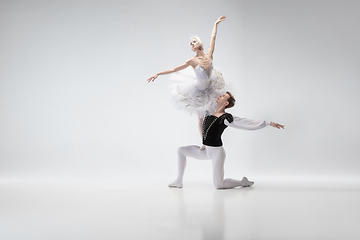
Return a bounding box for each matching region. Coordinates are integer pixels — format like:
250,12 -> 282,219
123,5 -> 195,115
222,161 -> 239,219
207,15 -> 226,58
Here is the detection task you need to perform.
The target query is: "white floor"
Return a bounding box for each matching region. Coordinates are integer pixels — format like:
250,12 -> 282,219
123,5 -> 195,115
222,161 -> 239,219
1,178 -> 359,240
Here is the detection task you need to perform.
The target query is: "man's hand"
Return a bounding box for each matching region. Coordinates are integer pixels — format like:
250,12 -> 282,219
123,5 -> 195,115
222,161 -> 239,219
270,122 -> 285,129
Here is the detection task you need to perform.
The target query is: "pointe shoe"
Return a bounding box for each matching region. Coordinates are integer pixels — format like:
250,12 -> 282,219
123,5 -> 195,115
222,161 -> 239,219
241,177 -> 254,187
168,182 -> 183,188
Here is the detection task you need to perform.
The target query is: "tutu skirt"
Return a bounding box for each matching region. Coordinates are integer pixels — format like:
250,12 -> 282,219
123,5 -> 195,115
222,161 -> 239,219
168,66 -> 230,117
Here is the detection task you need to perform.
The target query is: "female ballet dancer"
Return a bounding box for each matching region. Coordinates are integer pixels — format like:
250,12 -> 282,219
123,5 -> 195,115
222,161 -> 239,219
169,92 -> 285,189
147,16 -> 229,119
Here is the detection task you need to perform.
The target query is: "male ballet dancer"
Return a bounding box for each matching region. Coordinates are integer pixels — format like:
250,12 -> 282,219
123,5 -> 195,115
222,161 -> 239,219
169,92 -> 284,189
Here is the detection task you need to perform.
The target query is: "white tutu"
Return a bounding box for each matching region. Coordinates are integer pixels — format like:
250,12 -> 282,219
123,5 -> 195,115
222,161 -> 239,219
168,63 -> 230,117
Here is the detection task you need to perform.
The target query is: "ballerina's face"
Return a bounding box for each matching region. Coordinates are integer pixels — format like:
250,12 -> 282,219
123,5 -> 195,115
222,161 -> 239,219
190,38 -> 200,51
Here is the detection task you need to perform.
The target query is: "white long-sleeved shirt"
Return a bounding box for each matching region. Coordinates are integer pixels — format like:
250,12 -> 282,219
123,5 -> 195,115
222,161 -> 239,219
224,116 -> 270,130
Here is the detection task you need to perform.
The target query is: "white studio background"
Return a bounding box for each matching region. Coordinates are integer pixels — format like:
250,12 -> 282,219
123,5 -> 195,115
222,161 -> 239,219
0,0 -> 359,183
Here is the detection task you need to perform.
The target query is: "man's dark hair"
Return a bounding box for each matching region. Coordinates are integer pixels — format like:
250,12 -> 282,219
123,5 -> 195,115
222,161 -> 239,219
225,91 -> 236,109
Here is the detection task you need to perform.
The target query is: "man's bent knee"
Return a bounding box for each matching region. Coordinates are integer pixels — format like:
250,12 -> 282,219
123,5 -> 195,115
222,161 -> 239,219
177,146 -> 186,154
214,181 -> 224,189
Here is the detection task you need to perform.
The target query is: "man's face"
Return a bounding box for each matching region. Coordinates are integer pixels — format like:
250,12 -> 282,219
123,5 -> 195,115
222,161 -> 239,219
217,93 -> 230,107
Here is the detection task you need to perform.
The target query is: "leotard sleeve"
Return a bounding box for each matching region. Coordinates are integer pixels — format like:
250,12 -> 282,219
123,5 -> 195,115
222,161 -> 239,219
224,115 -> 270,130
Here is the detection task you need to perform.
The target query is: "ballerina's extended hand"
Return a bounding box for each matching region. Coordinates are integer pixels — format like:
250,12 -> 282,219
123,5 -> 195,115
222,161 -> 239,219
215,16 -> 226,24
147,74 -> 158,83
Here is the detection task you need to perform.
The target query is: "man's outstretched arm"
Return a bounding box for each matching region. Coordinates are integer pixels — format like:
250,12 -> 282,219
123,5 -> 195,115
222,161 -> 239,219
224,116 -> 284,130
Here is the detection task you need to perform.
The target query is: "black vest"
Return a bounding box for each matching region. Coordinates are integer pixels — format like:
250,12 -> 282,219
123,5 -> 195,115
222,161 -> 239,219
202,113 -> 233,147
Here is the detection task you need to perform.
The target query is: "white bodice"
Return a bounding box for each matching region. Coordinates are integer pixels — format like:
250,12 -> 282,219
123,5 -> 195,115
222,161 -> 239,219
194,62 -> 213,91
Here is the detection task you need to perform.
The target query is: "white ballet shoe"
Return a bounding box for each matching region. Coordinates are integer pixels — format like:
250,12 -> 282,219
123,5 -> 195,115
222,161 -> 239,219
241,177 -> 254,187
168,181 -> 183,188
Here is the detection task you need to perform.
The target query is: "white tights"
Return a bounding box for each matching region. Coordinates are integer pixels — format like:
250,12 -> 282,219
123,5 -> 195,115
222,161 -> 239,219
169,145 -> 254,189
